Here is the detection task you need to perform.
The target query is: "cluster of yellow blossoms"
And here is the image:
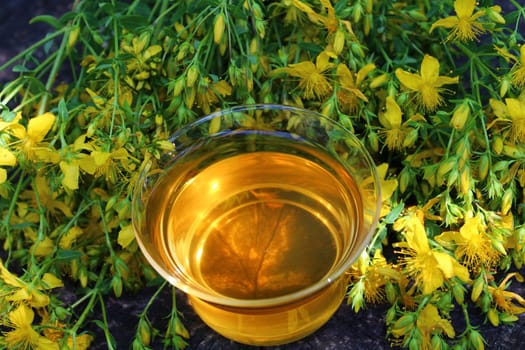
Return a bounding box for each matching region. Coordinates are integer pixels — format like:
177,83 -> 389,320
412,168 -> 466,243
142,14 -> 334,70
1,0 -> 525,349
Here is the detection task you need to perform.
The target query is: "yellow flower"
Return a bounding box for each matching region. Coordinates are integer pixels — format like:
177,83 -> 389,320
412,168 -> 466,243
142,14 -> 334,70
4,304 -> 41,347
376,163 -> 398,218
488,273 -> 525,314
16,112 -> 59,163
270,0 -> 308,25
58,134 -> 95,191
0,112 -> 59,164
80,145 -> 136,184
196,78 -> 232,114
64,334 -> 94,350
291,0 -> 351,34
493,45 -> 518,64
416,304 -> 455,349
395,55 -> 459,112
3,304 -> 59,350
0,146 -> 17,184
0,260 -> 63,308
393,212 -> 470,294
350,250 -> 401,306
19,175 -> 73,218
378,96 -> 410,151
489,97 -> 525,143
450,100 -> 470,131
436,216 -> 501,272
271,51 -> 334,100
335,62 -> 373,113
511,44 -> 525,87
1,263 -> 50,309
430,0 -> 486,42
290,0 -> 356,54
120,32 -> 162,90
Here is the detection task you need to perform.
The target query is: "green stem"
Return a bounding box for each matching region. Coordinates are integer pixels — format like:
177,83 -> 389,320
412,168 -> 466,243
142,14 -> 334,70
37,26 -> 71,116
139,280 -> 169,318
70,263 -> 109,333
96,200 -> 116,260
97,292 -> 117,350
1,170 -> 27,262
0,29 -> 66,72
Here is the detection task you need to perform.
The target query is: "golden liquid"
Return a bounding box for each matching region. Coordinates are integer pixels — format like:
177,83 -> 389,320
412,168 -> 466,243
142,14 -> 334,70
143,137 -> 364,345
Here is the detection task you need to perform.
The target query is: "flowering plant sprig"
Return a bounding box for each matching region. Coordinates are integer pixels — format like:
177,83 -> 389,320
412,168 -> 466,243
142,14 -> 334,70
1,0 -> 525,349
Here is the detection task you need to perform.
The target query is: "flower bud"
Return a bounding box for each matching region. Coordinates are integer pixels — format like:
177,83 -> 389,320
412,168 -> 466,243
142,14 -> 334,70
468,329 -> 485,350
470,275 -> 484,302
486,6 -> 506,24
500,76 -> 511,97
451,281 -> 465,304
501,187 -> 513,215
478,154 -> 490,181
409,338 -> 419,350
399,168 -> 411,193
111,275 -> 123,298
79,264 -> 88,288
492,135 -> 503,154
67,25 -> 80,53
391,313 -> 415,336
184,87 -> 196,108
385,305 -> 397,325
402,128 -> 418,148
135,71 -> 150,80
214,13 -> 226,45
363,14 -> 372,35
321,99 -> 335,118
364,0 -> 373,13
385,282 -> 398,304
176,42 -> 193,61
333,29 -> 345,56
431,334 -> 447,350
369,73 -> 389,89
450,101 -> 470,131
459,167 -> 471,195
138,318 -> 151,346
500,312 -> 519,323
479,292 -> 491,312
172,76 -> 185,97
367,130 -> 379,153
437,157 -> 457,184
350,42 -> 365,58
408,9 -> 427,22
186,65 -> 199,87
487,308 -> 499,327
353,3 -> 363,23
173,22 -> 187,39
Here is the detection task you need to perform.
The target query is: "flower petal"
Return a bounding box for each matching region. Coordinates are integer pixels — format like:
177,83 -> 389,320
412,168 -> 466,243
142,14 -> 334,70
27,112 -> 56,142
506,98 -> 525,120
60,161 -> 80,190
455,0 -> 476,18
41,273 -> 64,289
434,75 -> 460,87
0,147 -> 16,166
430,17 -> 459,32
395,69 -> 421,91
0,168 -> 6,184
420,55 -> 440,81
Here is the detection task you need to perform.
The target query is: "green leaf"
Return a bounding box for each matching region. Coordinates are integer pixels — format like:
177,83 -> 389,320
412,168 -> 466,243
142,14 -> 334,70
12,65 -> 33,73
0,110 -> 17,122
119,15 -> 150,31
56,249 -> 83,261
29,15 -> 61,29
385,202 -> 404,224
